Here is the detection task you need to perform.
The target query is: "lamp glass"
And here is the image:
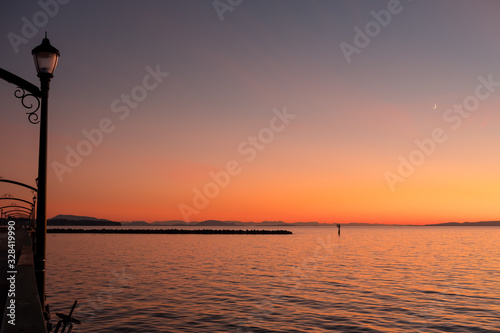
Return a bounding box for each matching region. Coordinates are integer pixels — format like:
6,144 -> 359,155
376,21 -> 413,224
34,51 -> 59,75
32,36 -> 60,76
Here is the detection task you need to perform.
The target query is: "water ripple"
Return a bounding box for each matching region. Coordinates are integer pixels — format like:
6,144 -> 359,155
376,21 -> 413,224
46,227 -> 500,332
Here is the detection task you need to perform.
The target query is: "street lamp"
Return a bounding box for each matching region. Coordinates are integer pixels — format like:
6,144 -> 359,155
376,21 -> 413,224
0,33 -> 59,310
32,33 -> 59,308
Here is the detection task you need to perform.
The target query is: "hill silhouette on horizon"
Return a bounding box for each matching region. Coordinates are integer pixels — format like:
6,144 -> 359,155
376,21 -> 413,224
49,215 -> 500,227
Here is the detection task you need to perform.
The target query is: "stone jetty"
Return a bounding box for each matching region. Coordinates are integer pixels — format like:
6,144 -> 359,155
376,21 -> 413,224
48,228 -> 292,234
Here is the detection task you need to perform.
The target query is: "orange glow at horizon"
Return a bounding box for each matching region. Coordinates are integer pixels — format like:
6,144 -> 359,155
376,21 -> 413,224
3,2 -> 500,225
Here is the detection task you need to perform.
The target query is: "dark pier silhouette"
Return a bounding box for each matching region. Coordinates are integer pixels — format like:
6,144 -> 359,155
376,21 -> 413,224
48,228 -> 293,235
0,226 -> 47,331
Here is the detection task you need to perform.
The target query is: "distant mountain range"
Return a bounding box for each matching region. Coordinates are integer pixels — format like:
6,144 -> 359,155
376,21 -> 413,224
49,215 -> 333,226
48,215 -> 500,227
122,219 -> 327,227
426,221 -> 500,226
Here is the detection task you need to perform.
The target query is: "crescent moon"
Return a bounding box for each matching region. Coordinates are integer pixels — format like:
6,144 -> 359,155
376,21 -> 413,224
433,104 -> 437,109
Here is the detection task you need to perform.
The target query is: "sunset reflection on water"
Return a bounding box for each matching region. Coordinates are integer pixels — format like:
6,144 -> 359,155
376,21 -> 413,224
47,226 -> 500,332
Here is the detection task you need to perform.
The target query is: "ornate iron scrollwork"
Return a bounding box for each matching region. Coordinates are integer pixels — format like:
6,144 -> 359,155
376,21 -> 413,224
14,87 -> 41,124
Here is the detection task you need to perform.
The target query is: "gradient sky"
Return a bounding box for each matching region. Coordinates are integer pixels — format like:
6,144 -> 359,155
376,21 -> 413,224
2,0 -> 500,224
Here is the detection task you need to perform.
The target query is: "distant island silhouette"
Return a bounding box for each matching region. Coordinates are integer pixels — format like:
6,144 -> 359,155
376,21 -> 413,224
48,214 -> 120,226
48,219 -> 121,226
427,221 -> 500,226
48,215 -> 500,227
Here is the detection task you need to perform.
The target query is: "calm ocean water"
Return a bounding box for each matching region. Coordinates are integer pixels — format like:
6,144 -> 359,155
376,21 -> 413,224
46,226 -> 500,332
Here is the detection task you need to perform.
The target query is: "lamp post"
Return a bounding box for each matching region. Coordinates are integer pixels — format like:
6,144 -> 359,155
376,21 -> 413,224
0,33 -> 59,309
32,33 -> 60,308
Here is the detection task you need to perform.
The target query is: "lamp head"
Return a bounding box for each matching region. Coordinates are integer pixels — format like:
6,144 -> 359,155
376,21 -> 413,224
32,33 -> 60,77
